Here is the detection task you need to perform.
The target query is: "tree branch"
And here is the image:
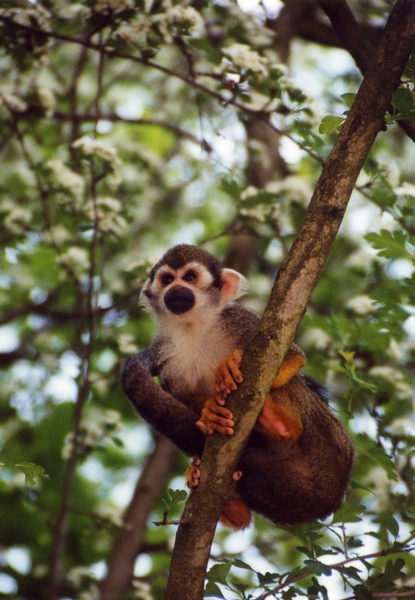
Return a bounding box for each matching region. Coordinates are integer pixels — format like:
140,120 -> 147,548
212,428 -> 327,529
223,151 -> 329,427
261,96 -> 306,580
99,435 -> 177,600
316,0 -> 415,143
164,2 -> 415,598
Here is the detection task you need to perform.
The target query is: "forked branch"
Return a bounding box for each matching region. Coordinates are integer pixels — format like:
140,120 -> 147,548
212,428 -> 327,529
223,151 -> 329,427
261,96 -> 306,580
164,2 -> 415,599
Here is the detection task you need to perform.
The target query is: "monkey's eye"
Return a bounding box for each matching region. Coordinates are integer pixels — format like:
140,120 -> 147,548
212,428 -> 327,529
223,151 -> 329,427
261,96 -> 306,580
183,270 -> 197,282
161,273 -> 174,286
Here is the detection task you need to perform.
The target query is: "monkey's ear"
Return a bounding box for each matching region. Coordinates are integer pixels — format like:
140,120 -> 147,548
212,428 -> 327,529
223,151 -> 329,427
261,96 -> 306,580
221,268 -> 247,302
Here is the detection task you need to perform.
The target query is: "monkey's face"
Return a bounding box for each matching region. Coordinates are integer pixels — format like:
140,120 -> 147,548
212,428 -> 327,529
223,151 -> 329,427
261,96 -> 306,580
141,245 -> 246,326
142,261 -> 221,320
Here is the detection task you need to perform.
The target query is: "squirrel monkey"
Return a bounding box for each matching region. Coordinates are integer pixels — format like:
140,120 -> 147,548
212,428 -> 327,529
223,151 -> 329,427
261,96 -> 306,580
122,244 -> 354,529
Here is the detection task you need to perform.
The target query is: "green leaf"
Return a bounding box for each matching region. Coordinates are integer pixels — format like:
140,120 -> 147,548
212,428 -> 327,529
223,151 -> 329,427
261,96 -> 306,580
319,115 -> 344,134
232,558 -> 254,571
391,87 -> 415,113
207,562 -> 232,585
14,462 -> 49,486
304,559 -> 332,576
204,581 -> 225,598
331,503 -> 366,524
161,488 -> 187,511
341,93 -> 356,107
257,571 -> 280,586
375,513 -> 400,538
353,585 -> 375,600
355,434 -> 398,481
365,229 -> 413,261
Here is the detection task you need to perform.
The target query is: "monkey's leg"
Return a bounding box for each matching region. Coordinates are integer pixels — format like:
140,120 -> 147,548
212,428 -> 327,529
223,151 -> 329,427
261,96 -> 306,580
187,462 -> 251,530
271,353 -> 306,388
256,392 -> 303,441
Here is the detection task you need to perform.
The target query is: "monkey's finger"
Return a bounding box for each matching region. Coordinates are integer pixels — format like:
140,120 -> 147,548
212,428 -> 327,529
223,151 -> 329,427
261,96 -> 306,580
211,424 -> 234,435
204,414 -> 234,431
196,419 -> 214,435
227,349 -> 243,383
204,400 -> 233,419
202,406 -> 234,426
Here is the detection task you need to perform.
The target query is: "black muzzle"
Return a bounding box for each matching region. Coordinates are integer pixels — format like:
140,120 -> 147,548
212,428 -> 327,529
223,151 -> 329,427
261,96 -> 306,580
164,286 -> 195,315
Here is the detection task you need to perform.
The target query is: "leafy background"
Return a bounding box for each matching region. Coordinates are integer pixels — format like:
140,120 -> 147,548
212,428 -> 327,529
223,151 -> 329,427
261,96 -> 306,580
0,1 -> 414,599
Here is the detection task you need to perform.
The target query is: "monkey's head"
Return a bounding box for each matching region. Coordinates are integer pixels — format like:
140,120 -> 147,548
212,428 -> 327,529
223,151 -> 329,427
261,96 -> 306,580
142,245 -> 246,325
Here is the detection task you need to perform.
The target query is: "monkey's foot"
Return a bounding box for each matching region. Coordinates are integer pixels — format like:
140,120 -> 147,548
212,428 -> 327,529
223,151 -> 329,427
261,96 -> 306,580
196,397 -> 235,436
271,353 -> 306,388
215,349 -> 243,402
220,496 -> 251,530
186,458 -> 201,489
257,394 -> 303,442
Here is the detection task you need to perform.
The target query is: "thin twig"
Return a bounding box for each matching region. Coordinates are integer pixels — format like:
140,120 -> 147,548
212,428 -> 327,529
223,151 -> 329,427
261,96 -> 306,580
255,541 -> 415,600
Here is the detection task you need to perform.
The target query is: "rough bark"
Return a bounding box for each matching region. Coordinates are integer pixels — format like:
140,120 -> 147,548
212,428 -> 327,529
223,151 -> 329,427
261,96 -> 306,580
99,435 -> 177,600
164,2 -> 415,599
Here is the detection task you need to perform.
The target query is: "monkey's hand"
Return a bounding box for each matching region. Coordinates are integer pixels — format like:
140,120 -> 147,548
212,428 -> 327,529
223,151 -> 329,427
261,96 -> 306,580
215,349 -> 243,402
196,397 -> 235,436
195,349 -> 243,436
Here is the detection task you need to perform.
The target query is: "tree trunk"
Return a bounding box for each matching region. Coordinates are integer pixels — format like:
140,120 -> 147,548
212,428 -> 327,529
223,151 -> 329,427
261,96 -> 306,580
164,2 -> 415,598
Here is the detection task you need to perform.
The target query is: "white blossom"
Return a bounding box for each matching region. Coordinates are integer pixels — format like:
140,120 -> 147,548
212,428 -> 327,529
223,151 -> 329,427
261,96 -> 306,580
62,432 -> 75,459
47,159 -> 85,202
346,294 -> 375,315
94,0 -> 132,11
57,247 -> 89,279
72,136 -> 120,164
240,205 -> 268,223
369,365 -> 396,381
387,338 -> 405,361
0,90 -> 27,112
67,566 -> 92,588
132,580 -> 153,600
346,247 -> 382,270
83,197 -> 127,236
2,202 -> 32,233
366,466 -> 391,511
155,6 -> 205,41
95,504 -> 123,527
79,587 -> 99,600
118,333 -> 139,354
240,185 -> 259,201
394,182 -> 415,197
301,328 -> 332,350
266,176 -> 312,206
55,2 -> 90,20
103,409 -> 123,428
389,417 -> 415,436
37,85 -> 56,116
224,44 -> 268,77
46,225 -> 72,245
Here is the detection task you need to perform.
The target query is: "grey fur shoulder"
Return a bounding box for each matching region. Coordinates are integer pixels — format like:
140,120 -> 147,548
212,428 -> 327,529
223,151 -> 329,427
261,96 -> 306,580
220,304 -> 259,349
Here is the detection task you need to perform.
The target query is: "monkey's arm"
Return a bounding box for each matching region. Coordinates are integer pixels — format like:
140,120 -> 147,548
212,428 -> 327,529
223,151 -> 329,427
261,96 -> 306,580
122,350 -> 205,457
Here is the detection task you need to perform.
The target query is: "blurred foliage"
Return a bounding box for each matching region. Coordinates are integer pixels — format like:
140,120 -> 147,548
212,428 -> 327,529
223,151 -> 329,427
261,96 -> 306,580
0,1 -> 414,599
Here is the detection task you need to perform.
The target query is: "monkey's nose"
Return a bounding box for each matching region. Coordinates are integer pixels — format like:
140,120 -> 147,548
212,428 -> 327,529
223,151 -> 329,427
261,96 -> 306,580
164,286 -> 195,314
